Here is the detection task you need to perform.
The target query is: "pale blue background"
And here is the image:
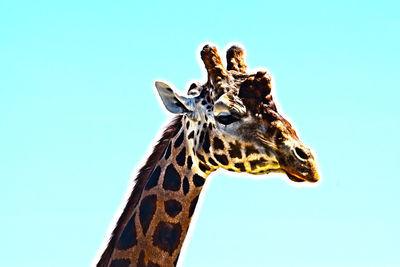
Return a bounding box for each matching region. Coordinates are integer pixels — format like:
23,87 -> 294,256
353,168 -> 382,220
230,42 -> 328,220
1,0 -> 399,266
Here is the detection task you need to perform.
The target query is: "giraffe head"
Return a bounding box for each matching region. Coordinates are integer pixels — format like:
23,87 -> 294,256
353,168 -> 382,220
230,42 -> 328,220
155,44 -> 319,183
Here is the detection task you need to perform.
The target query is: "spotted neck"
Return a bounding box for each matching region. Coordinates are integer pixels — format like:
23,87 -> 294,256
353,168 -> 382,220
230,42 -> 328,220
98,116 -> 214,267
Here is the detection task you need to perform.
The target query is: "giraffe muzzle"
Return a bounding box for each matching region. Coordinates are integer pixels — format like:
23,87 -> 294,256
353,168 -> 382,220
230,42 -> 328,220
282,146 -> 320,183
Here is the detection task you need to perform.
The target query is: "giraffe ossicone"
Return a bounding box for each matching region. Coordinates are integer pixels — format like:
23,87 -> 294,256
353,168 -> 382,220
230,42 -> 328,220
97,44 -> 320,267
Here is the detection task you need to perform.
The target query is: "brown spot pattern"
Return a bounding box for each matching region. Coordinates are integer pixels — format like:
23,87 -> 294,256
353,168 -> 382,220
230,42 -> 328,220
234,162 -> 246,172
193,174 -> 205,187
228,142 -> 242,158
245,145 -> 258,156
182,177 -> 189,195
215,154 -> 229,165
164,199 -> 182,218
139,195 -> 157,235
110,258 -> 130,267
189,195 -> 199,218
163,164 -> 181,191
176,148 -> 186,166
213,137 -> 224,150
174,131 -> 184,148
152,221 -> 182,256
116,212 -> 137,250
250,158 -> 267,170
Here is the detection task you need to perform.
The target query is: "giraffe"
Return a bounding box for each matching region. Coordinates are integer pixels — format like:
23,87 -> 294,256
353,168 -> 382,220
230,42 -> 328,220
96,44 -> 319,267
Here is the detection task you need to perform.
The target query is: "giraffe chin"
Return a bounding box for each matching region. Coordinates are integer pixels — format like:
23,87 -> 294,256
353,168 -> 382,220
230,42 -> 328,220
286,172 -> 305,183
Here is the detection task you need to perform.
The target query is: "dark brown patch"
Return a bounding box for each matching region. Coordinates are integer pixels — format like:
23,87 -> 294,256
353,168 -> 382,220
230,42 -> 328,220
198,162 -> 210,173
208,157 -> 218,166
164,199 -> 182,218
138,250 -> 145,267
202,131 -> 210,153
189,195 -> 199,218
197,153 -> 206,163
97,116 -> 182,267
215,154 -> 229,165
116,212 -> 137,250
145,166 -> 161,190
172,122 -> 182,138
234,162 -> 246,172
250,158 -> 267,170
187,155 -> 193,169
199,131 -> 205,144
188,131 -> 194,139
228,142 -> 242,158
152,221 -> 182,256
110,258 -> 131,267
182,177 -> 189,195
176,147 -> 186,166
174,131 -> 184,148
148,261 -> 160,267
163,164 -> 181,191
139,195 -> 157,235
193,174 -> 205,187
189,83 -> 197,90
213,137 -> 224,150
164,142 -> 172,160
245,145 -> 258,156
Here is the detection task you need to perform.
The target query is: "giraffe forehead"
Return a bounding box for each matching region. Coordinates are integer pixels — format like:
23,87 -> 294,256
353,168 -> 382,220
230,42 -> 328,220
192,71 -> 277,119
237,72 -> 279,115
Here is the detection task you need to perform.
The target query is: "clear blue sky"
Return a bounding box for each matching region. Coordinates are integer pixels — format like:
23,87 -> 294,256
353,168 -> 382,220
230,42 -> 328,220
1,0 -> 399,266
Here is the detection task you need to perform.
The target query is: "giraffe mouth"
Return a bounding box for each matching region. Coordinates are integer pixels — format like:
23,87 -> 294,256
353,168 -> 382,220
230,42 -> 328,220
285,171 -> 306,183
285,170 -> 319,183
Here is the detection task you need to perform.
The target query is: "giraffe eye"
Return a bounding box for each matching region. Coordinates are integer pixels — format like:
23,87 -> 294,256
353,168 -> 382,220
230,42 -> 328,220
215,114 -> 240,125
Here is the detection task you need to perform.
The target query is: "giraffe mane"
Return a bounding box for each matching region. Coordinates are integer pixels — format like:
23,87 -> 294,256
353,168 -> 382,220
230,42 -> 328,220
97,115 -> 183,267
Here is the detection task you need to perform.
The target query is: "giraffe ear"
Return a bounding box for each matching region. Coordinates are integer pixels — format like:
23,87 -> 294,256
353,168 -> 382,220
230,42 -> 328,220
155,81 -> 196,115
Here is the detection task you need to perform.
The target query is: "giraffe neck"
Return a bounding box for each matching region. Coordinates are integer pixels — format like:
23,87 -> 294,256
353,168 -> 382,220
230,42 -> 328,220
99,116 -> 215,267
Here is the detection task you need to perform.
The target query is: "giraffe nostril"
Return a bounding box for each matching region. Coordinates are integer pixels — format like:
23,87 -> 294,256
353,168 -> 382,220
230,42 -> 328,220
294,147 -> 309,161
